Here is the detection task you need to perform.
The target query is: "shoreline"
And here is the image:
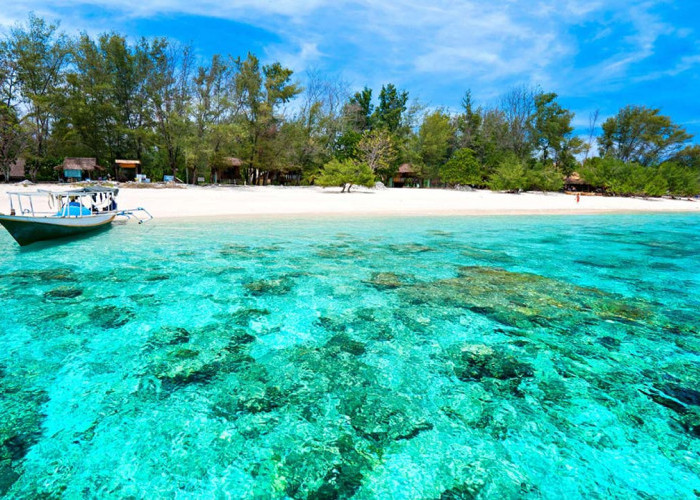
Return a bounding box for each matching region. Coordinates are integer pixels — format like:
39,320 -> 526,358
2,184 -> 698,220
152,209 -> 700,223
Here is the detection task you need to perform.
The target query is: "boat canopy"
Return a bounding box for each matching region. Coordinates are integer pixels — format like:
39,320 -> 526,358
6,186 -> 119,197
5,186 -> 120,218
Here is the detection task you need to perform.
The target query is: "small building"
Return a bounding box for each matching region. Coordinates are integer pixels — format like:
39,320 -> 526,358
9,158 -> 26,181
212,157 -> 243,184
55,158 -> 102,182
564,172 -> 593,193
391,163 -> 420,188
115,159 -> 141,181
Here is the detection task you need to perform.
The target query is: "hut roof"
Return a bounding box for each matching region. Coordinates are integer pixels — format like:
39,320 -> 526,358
564,172 -> 585,184
10,158 -> 25,177
56,157 -> 101,171
115,159 -> 141,168
398,163 -> 415,174
225,157 -> 243,167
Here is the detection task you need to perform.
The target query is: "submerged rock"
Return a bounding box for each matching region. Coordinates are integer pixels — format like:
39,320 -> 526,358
44,287 -> 82,299
0,372 -> 48,496
9,268 -> 76,282
229,307 -> 270,326
89,305 -> 134,329
325,333 -> 366,356
243,277 -> 294,296
144,323 -> 256,393
451,344 -> 534,383
365,272 -> 409,290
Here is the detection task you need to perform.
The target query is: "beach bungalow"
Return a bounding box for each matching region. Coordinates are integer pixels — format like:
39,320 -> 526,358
564,172 -> 593,193
212,157 -> 243,184
115,159 -> 141,181
9,158 -> 26,181
55,157 -> 102,182
391,163 -> 420,188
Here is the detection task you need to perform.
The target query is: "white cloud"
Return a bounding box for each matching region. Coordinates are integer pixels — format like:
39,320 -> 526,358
0,0 -> 686,101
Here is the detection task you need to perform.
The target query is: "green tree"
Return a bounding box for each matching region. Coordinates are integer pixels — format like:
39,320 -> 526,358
373,83 -> 408,133
531,92 -> 582,171
234,54 -> 300,184
146,39 -> 193,178
440,148 -> 483,186
526,162 -> 564,192
599,105 -> 692,166
453,90 -> 482,151
488,154 -> 528,192
671,145 -> 700,171
7,14 -> 69,176
656,162 -> 700,196
418,109 -> 454,180
0,103 -> 25,182
316,158 -> 374,192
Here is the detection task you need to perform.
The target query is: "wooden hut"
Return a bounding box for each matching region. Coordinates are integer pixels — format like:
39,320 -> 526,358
212,157 -> 243,184
564,172 -> 593,193
55,158 -> 101,182
115,159 -> 141,181
9,158 -> 25,181
392,163 -> 419,188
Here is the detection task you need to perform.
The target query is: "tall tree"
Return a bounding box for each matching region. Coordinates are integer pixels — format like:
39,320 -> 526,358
500,85 -> 537,160
357,128 -> 397,182
234,54 -> 300,183
373,83 -> 408,134
8,14 -> 69,166
599,105 -> 693,166
146,39 -> 192,178
418,109 -> 454,180
531,92 -> 582,173
0,103 -> 25,182
453,90 -> 482,151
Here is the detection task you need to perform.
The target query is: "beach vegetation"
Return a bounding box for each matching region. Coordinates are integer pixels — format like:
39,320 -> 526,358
0,13 -> 698,196
599,105 -> 692,166
488,155 -> 528,192
356,129 -> 397,182
0,103 -> 25,182
440,148 -> 484,187
315,158 -> 375,192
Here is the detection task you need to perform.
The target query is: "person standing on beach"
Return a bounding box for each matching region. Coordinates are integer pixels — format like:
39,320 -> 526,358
576,193 -> 580,203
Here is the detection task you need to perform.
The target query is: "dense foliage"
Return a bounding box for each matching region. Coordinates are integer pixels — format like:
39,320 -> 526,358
0,14 -> 698,196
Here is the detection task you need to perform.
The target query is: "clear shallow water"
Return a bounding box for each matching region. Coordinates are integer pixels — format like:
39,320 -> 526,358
1,214 -> 699,499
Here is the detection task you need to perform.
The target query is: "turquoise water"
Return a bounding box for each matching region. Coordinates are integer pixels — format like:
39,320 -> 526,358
1,214 -> 699,498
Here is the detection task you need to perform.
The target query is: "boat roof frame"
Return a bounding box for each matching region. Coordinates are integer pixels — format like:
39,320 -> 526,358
6,186 -> 119,197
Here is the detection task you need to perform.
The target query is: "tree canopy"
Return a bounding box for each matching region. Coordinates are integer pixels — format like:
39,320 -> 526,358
0,13 -> 698,197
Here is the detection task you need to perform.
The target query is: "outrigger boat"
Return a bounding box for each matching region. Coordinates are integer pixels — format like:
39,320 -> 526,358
0,186 -> 152,246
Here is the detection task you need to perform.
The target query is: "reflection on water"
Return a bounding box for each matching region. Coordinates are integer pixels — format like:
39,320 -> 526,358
1,214 -> 699,498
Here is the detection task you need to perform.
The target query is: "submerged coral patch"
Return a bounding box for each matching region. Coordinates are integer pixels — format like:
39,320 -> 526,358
0,214 -> 699,497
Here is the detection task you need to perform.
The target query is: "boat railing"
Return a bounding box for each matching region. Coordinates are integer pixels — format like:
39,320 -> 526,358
6,189 -> 121,219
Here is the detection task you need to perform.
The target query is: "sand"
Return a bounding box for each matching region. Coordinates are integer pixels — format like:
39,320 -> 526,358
1,183 -> 698,219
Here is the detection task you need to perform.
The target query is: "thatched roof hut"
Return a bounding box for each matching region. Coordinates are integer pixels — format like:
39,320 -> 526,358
398,163 -> 415,174
564,172 -> 584,185
55,157 -> 102,180
564,171 -> 593,192
10,158 -> 25,179
212,157 -> 244,183
55,157 -> 101,172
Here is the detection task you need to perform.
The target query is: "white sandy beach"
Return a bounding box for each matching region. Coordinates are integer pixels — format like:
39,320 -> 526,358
1,183 -> 698,219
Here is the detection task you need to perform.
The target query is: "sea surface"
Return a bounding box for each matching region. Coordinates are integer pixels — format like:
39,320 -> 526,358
0,214 -> 699,499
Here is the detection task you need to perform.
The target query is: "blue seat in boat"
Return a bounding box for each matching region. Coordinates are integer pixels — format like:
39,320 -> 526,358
56,202 -> 92,217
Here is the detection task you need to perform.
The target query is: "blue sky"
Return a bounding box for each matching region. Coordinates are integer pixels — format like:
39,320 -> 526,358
2,0 -> 699,142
